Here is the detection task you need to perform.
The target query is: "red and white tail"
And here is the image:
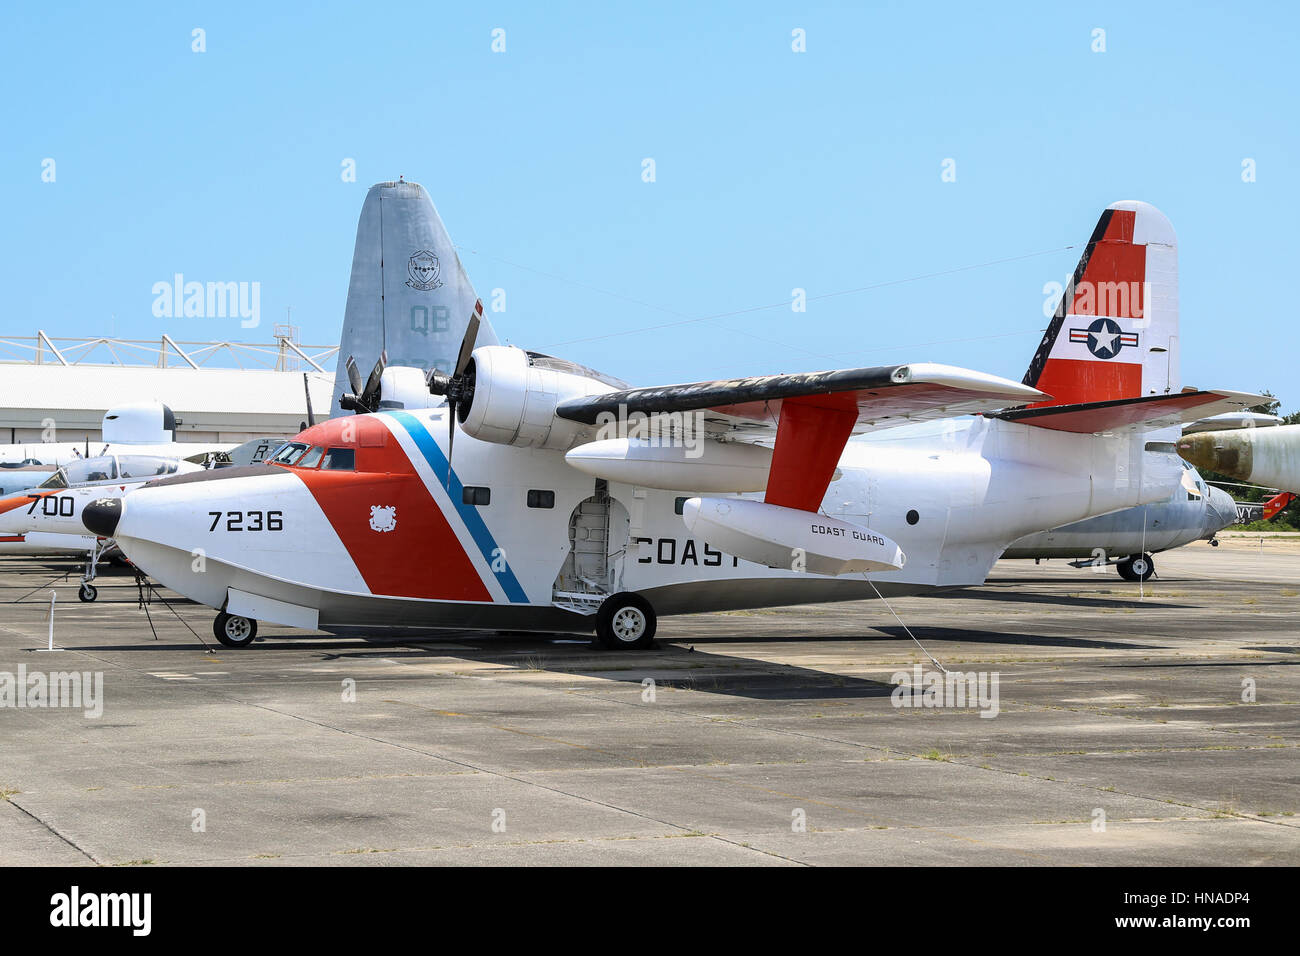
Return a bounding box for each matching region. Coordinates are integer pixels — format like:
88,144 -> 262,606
1023,200 -> 1179,408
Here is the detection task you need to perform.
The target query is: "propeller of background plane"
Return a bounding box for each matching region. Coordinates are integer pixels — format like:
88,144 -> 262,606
426,305 -> 481,489
340,350 -> 387,414
303,372 -> 316,428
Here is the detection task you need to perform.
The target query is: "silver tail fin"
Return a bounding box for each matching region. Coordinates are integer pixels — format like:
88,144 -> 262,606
331,180 -> 499,416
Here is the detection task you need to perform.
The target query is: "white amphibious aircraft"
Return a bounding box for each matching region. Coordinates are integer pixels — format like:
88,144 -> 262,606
82,186 -> 1264,648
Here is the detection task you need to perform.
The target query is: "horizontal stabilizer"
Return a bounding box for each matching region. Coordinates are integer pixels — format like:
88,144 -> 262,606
991,390 -> 1268,434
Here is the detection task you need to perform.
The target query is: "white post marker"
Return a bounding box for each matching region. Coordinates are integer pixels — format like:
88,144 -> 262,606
37,589 -> 62,652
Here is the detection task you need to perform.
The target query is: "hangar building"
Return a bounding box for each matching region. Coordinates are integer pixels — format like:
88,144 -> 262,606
0,332 -> 338,445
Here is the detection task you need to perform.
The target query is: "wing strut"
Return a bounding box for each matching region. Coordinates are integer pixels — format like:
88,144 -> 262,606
764,393 -> 858,512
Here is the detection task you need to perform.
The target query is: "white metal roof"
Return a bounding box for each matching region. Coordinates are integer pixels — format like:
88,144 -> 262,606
0,365 -> 337,430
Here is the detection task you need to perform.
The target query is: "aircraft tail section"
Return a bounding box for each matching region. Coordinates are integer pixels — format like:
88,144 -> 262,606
331,181 -> 499,416
1022,200 -> 1179,408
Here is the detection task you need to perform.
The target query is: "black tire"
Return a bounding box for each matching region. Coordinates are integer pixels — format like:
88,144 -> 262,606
1116,553 -> 1155,582
213,612 -> 258,647
78,583 -> 98,603
595,593 -> 657,650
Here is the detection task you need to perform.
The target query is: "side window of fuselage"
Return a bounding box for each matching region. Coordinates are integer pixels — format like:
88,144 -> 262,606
322,448 -> 355,471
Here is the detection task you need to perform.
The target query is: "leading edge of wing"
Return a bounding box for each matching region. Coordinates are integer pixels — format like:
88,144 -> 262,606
554,362 -> 1047,426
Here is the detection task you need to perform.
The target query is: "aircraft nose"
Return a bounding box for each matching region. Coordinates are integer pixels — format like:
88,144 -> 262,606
1207,487 -> 1238,532
1177,433 -> 1253,481
82,497 -> 123,537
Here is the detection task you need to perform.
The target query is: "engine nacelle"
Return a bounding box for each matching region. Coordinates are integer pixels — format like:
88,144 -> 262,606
459,346 -> 613,450
565,438 -> 773,492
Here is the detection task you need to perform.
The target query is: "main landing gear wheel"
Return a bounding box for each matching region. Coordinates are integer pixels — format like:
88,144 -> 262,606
78,583 -> 98,603
595,593 -> 657,650
213,612 -> 258,647
1116,553 -> 1155,582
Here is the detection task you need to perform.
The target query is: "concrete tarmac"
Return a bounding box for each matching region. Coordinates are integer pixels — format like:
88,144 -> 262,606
0,536 -> 1296,866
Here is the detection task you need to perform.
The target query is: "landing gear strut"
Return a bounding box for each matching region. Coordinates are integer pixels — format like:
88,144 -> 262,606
595,592 -> 657,650
1116,553 -> 1155,582
213,612 -> 258,647
78,538 -> 115,602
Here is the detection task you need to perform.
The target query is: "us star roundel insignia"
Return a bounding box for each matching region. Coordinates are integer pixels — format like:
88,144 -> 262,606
1068,317 -> 1139,359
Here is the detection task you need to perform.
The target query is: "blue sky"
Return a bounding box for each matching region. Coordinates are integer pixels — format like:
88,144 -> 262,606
2,2 -> 1296,401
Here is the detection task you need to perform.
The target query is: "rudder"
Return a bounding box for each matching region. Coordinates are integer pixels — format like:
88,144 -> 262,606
1022,200 -> 1179,408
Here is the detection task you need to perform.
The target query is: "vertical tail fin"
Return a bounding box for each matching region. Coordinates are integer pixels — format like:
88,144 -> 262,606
331,180 -> 499,416
1023,200 -> 1179,408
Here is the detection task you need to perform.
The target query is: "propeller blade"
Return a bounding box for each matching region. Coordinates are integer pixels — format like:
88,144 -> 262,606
303,373 -> 316,427
356,349 -> 387,413
361,359 -> 383,403
345,356 -> 363,396
445,399 -> 456,491
454,309 -> 480,379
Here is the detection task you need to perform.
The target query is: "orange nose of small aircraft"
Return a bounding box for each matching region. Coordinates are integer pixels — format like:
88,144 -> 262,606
82,497 -> 123,537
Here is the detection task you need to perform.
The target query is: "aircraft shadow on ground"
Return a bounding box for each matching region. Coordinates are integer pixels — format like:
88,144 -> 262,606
236,636 -> 897,702
955,587 -> 1197,610
59,616 -> 1159,686
316,638 -> 902,701
661,625 -> 1161,651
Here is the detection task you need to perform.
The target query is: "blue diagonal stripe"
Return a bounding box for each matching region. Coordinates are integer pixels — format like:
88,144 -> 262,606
387,410 -> 530,604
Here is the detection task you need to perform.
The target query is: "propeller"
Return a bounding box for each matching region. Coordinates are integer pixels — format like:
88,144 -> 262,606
303,373 -> 316,428
340,350 -> 387,413
426,302 -> 483,489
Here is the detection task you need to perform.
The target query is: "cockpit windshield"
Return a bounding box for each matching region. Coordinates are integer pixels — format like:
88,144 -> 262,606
525,352 -> 630,389
45,457 -> 118,486
116,456 -> 180,480
268,442 -> 309,466
35,455 -> 181,489
36,469 -> 68,490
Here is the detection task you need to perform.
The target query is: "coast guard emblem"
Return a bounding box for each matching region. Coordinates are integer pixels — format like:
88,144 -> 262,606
369,505 -> 397,532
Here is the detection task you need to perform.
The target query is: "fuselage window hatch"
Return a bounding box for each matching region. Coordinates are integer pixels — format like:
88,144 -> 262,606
463,486 -> 491,506
322,448 -> 355,471
527,489 -> 555,509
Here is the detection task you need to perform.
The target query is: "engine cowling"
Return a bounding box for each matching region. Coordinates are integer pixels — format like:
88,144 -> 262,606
458,346 -> 613,450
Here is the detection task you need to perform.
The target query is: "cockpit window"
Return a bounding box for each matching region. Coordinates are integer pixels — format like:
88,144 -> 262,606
63,458 -> 117,484
268,442 -> 308,465
321,447 -> 355,471
525,351 -> 630,389
37,469 -> 68,490
117,456 -> 178,479
298,446 -> 325,469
